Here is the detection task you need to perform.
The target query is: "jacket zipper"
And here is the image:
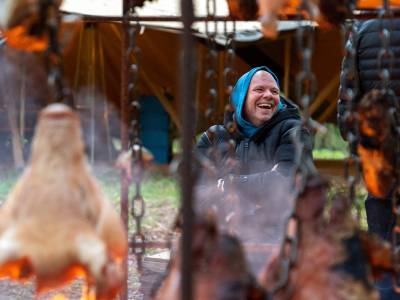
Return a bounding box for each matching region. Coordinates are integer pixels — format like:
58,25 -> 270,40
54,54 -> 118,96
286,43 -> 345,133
243,140 -> 249,164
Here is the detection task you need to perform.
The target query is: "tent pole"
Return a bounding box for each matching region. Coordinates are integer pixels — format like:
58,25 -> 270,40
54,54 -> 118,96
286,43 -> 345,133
98,25 -> 113,161
283,35 -> 291,98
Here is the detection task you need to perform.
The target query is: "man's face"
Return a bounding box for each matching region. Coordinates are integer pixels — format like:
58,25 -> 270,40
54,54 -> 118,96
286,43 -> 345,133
243,71 -> 280,127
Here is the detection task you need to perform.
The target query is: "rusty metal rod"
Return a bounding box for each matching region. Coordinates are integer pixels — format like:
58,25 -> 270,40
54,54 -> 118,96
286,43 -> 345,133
129,240 -> 170,249
61,9 -> 400,23
180,0 -> 196,299
63,13 -> 232,22
119,2 -> 130,300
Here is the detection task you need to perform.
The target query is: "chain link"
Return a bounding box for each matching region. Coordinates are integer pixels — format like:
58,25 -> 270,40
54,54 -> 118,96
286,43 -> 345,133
271,1 -> 318,297
204,0 -> 219,124
340,14 -> 363,220
223,20 -> 237,137
41,0 -> 74,107
293,15 -> 318,185
123,3 -> 146,272
373,1 -> 400,291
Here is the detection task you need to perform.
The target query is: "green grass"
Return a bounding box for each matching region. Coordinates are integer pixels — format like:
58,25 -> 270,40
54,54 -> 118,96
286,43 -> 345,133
0,170 -> 19,201
313,149 -> 347,159
0,166 -> 181,235
95,167 -> 180,209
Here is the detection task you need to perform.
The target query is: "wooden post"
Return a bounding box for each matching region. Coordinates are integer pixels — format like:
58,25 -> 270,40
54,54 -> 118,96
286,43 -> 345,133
283,35 -> 292,98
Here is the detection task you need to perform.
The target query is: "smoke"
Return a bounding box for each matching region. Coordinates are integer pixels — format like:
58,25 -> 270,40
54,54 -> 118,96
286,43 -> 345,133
73,86 -> 119,164
0,45 -> 49,168
0,43 -> 122,170
193,167 -> 294,275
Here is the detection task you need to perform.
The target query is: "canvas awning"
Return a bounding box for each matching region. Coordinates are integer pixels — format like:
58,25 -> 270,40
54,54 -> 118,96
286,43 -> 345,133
60,0 -> 309,44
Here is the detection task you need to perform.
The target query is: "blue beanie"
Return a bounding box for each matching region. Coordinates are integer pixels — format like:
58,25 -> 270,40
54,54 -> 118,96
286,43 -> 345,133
231,66 -> 283,137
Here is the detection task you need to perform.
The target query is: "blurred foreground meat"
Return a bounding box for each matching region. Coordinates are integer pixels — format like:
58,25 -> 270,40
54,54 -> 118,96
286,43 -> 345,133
261,176 -> 395,300
151,213 -> 267,300
226,0 -> 351,38
357,89 -> 398,198
0,103 -> 127,299
0,0 -> 63,51
318,0 -> 352,27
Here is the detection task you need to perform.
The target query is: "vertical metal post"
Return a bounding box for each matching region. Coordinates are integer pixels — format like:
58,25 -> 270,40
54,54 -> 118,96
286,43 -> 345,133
180,0 -> 195,299
120,1 -> 130,300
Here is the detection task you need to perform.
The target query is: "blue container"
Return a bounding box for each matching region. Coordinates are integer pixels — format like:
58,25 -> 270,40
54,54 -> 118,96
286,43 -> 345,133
139,96 -> 171,164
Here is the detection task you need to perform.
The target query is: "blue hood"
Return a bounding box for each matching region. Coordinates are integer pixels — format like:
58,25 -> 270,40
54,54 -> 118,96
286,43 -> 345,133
231,66 -> 284,138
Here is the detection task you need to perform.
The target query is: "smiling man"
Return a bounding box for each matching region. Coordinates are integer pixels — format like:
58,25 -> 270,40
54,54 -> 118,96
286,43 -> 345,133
196,66 -> 314,273
243,69 -> 281,127
197,65 -> 314,178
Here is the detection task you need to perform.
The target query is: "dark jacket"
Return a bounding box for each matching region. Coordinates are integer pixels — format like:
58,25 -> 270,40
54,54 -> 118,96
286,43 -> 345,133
196,98 -> 314,187
337,18 -> 400,242
338,18 -> 400,139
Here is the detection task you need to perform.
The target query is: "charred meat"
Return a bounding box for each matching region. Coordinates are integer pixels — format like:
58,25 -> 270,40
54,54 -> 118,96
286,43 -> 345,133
357,89 -> 398,198
151,213 -> 268,300
261,176 -> 394,300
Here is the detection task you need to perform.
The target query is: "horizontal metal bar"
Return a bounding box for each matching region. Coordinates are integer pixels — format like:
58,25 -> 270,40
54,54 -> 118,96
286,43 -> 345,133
243,243 -> 279,253
353,8 -> 400,18
62,9 -> 400,24
62,13 -> 231,23
129,240 -> 170,249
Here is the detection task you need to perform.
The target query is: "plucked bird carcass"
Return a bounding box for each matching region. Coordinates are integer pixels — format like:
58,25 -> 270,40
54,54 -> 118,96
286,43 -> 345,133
151,213 -> 267,300
260,176 -> 396,300
0,0 -> 63,51
357,89 -> 399,198
0,103 -> 127,299
226,0 -> 351,38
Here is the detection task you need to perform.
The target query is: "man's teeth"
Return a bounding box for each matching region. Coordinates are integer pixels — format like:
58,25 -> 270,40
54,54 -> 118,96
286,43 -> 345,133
258,103 -> 272,109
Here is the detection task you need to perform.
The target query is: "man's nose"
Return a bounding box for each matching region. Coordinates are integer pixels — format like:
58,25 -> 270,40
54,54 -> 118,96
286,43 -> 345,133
262,90 -> 273,98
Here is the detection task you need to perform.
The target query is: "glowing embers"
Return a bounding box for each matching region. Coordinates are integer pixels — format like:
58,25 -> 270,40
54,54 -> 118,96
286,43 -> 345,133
0,104 -> 127,299
357,89 -> 398,198
50,282 -> 96,300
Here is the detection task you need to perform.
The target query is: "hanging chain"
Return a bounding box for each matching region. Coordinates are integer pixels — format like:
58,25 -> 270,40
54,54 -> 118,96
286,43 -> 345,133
222,19 -> 237,160
374,0 -> 400,291
124,1 -> 146,272
204,0 -> 219,124
271,2 -> 317,297
339,3 -> 362,220
223,20 -> 237,135
42,0 -> 74,107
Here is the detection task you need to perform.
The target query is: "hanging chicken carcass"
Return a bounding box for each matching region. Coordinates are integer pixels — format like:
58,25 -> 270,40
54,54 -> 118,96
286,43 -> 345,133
357,89 -> 399,198
0,0 -> 63,51
226,0 -> 355,38
151,213 -> 267,300
0,103 -> 127,299
260,176 -> 395,300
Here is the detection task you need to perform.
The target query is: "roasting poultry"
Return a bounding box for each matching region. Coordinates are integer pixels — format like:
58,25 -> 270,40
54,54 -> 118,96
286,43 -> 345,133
150,213 -> 267,300
226,0 -> 354,38
0,0 -> 63,51
0,103 -> 127,299
318,0 -> 353,27
260,176 -> 395,300
357,89 -> 398,198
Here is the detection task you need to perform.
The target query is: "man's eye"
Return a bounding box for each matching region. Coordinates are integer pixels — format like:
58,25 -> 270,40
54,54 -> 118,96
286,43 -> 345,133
271,90 -> 279,95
